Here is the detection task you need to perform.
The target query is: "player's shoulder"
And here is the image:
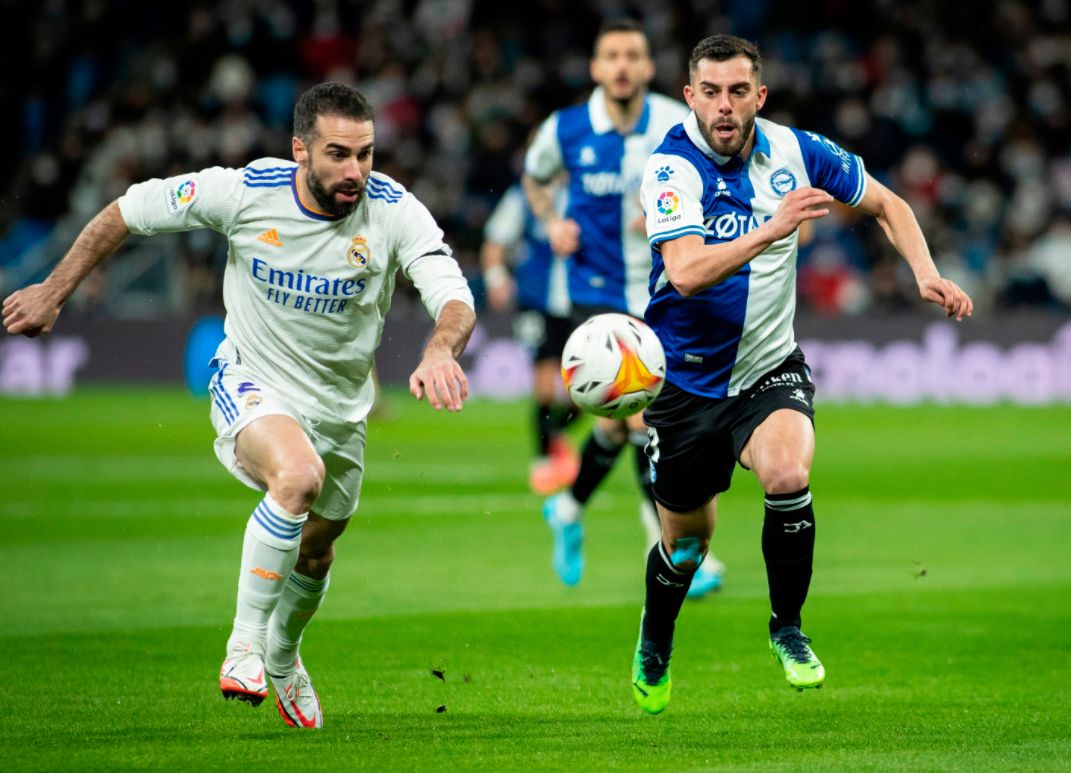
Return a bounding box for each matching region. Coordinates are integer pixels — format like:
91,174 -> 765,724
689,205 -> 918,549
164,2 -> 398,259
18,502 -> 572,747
239,157 -> 298,190
647,92 -> 690,122
365,171 -> 408,207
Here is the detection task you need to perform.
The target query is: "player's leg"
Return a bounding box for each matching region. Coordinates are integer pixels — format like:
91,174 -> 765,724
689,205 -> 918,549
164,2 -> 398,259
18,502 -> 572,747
633,498 -> 716,714
221,414 -> 324,706
741,407 -> 824,689
543,414 -> 628,585
529,356 -> 579,494
628,411 -> 725,598
265,416 -> 364,728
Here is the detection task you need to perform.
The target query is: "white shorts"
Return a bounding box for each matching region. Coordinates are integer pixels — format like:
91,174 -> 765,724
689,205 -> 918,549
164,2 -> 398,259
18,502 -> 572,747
208,361 -> 366,521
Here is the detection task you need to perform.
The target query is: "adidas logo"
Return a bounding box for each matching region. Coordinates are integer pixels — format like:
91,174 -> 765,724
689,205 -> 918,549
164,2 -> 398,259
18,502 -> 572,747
257,228 -> 282,247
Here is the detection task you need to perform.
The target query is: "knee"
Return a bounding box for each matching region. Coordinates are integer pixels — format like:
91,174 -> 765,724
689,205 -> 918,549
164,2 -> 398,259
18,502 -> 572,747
271,458 -> 325,513
760,461 -> 810,495
666,534 -> 710,572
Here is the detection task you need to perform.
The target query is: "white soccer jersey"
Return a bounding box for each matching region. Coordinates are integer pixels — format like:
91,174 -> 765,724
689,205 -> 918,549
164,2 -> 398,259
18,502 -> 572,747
118,158 -> 474,421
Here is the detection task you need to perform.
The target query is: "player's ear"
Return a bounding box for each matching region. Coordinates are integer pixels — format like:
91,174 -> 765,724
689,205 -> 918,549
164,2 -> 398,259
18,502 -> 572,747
755,84 -> 768,111
292,135 -> 308,165
683,83 -> 696,110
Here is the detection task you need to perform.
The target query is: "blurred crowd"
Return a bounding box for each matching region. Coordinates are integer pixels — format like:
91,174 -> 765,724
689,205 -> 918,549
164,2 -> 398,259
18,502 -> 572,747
1,0 -> 1069,316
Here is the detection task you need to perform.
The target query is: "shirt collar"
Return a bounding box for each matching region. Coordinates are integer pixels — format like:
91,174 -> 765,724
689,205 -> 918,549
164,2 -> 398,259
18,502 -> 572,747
684,112 -> 772,164
588,86 -> 651,135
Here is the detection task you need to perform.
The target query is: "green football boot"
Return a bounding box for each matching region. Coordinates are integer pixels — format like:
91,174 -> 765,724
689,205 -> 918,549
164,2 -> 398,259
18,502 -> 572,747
770,626 -> 826,690
632,621 -> 672,714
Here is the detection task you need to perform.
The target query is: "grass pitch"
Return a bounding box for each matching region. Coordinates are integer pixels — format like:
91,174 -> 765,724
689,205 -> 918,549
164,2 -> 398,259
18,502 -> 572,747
1,388 -> 1069,770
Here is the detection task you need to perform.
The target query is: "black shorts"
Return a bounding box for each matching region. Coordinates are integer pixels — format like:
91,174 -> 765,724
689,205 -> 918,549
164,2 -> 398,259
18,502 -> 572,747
513,309 -> 573,363
643,347 -> 816,512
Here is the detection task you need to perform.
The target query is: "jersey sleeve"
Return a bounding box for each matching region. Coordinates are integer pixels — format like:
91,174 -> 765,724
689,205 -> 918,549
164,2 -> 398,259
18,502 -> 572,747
395,194 -> 475,319
483,186 -> 526,247
642,153 -> 707,248
791,129 -> 867,207
524,113 -> 563,183
116,166 -> 244,236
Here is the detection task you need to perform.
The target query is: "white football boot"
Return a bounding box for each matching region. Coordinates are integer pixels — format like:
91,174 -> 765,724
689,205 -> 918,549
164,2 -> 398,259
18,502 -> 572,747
269,659 -> 323,728
220,638 -> 268,706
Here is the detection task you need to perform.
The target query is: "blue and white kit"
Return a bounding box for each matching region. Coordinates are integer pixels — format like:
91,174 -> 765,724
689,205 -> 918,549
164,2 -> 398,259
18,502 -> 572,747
525,87 -> 689,317
642,114 -> 867,398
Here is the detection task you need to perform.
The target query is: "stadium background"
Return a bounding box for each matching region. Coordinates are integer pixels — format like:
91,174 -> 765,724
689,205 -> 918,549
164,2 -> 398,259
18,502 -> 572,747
1,1 -> 1069,770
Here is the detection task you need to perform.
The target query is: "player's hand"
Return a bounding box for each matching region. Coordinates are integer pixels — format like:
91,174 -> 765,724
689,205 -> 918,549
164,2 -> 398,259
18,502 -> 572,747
2,284 -> 64,337
918,275 -> 973,321
409,346 -> 469,412
764,187 -> 833,242
546,217 -> 581,256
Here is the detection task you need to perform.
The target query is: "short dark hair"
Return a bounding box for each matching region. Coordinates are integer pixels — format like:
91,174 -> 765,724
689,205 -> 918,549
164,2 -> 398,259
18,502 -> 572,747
593,17 -> 648,56
688,34 -> 762,82
293,82 -> 374,143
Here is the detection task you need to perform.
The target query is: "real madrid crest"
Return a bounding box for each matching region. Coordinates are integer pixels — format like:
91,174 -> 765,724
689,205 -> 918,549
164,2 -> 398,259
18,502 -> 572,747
348,236 -> 371,270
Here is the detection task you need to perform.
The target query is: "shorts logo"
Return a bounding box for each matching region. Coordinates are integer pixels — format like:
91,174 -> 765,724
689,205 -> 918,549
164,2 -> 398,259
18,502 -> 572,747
165,177 -> 198,212
790,388 -> 808,404
348,236 -> 371,270
770,168 -> 797,197
656,191 -> 679,215
655,165 -> 674,183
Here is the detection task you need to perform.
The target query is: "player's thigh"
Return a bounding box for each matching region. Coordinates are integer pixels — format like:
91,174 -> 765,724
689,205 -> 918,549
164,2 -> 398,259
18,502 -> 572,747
644,384 -> 735,512
235,414 -> 323,488
739,409 -> 815,475
307,417 -> 367,522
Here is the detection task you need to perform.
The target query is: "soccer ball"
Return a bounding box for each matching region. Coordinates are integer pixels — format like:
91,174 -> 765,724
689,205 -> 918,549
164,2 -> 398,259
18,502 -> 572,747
561,313 -> 666,419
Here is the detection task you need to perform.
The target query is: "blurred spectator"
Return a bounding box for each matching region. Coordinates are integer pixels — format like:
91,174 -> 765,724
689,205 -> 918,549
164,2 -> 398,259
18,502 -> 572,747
1,0 -> 1069,316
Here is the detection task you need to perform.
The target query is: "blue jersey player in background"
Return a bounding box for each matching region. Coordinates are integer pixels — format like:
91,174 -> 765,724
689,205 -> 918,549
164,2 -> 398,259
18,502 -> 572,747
522,18 -> 724,596
480,183 -> 580,495
630,35 -> 973,714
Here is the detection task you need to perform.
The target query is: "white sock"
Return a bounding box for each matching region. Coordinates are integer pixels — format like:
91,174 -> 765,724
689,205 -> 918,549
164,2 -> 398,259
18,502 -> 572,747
228,495 -> 307,651
266,571 -> 329,674
551,490 -> 581,524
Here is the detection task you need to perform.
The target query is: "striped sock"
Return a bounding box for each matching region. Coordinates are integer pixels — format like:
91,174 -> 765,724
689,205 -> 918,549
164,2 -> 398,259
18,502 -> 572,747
266,571 -> 330,675
228,495 -> 307,648
762,487 -> 815,633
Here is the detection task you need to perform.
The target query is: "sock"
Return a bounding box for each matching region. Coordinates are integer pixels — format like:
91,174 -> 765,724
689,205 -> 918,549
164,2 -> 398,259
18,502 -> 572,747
641,539 -> 700,646
267,571 -> 329,674
534,403 -> 555,457
762,487 -> 815,634
548,403 -> 579,430
228,495 -> 307,649
570,425 -> 625,504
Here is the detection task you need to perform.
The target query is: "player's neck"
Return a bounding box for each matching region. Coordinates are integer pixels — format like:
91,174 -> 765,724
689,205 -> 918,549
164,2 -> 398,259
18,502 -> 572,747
603,90 -> 646,134
738,129 -> 757,161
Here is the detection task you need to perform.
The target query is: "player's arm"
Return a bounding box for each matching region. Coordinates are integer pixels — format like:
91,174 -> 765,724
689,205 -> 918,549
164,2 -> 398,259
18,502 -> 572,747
521,112 -> 579,256
2,201 -> 129,337
660,187 -> 833,297
854,173 -> 972,321
409,300 -> 476,412
480,239 -> 514,312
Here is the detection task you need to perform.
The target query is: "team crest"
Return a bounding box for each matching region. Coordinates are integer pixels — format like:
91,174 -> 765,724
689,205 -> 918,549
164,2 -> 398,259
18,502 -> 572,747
348,236 -> 371,269
770,168 -> 797,197
244,393 -> 262,410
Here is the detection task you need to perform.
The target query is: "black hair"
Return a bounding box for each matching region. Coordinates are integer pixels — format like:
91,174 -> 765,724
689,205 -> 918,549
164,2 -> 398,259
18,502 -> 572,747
688,34 -> 762,81
293,82 -> 374,142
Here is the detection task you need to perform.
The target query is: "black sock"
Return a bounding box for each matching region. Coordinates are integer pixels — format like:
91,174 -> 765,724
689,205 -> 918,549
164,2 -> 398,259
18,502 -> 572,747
548,404 -> 579,431
533,403 -> 555,456
641,541 -> 698,646
762,487 -> 815,634
630,430 -> 657,508
570,427 -> 624,504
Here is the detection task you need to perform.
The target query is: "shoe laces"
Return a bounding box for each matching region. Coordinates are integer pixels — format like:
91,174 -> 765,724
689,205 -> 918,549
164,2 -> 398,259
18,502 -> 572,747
775,630 -> 814,664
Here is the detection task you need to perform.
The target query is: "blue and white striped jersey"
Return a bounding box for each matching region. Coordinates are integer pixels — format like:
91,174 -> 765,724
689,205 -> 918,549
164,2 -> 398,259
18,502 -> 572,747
483,183 -> 570,317
526,87 -> 689,316
642,115 -> 867,398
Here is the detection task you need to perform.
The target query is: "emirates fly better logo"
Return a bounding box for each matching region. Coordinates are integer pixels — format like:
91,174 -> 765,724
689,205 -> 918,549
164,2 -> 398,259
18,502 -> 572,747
656,190 -> 679,215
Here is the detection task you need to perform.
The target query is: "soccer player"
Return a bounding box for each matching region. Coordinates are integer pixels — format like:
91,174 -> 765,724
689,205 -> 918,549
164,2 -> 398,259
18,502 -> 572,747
2,83 -> 476,728
480,182 -> 580,495
523,18 -> 725,594
630,35 -> 972,713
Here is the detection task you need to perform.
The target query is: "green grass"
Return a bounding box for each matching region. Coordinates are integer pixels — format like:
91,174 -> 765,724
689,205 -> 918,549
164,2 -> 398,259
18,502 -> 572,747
1,388 -> 1069,770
